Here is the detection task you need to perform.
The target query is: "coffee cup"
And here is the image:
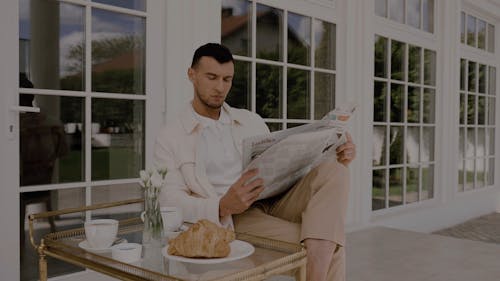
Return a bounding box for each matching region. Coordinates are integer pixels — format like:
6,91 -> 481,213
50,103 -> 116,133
84,219 -> 118,249
111,243 -> 142,263
160,206 -> 183,232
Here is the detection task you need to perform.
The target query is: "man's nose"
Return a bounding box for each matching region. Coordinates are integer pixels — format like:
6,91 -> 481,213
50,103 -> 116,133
215,79 -> 225,92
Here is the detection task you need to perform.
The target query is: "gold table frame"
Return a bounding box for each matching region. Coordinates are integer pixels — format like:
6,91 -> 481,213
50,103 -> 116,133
28,199 -> 307,281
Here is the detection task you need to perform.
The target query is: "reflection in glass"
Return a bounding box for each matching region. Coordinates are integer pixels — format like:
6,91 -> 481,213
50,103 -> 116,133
478,96 -> 486,125
288,12 -> 310,66
389,168 -> 403,207
375,0 -> 387,17
374,81 -> 387,122
373,126 -> 387,166
422,127 -> 434,162
256,64 -> 282,118
467,15 -> 476,47
489,128 -> 495,155
407,127 -> 419,163
314,72 -> 335,119
407,0 -> 421,29
407,87 -> 420,123
489,66 -> 496,95
466,128 -> 475,158
406,167 -> 419,204
227,60 -> 251,110
389,126 -> 404,165
468,61 -> 476,92
314,19 -> 336,70
20,94 -> 85,186
458,160 -> 464,192
374,35 -> 388,78
389,0 -> 404,24
424,49 -> 436,86
221,0 -> 252,57
479,64 -> 486,93
256,4 -> 283,61
477,128 -> 486,157
19,0 -> 85,91
423,88 -> 435,123
465,159 -> 474,190
487,24 -> 495,53
91,99 -> 145,180
91,183 -> 143,219
460,12 -> 466,43
459,127 -> 464,159
460,59 -> 466,91
408,45 -> 421,83
467,95 -> 476,125
477,20 -> 486,50
459,94 -> 465,125
421,164 -> 434,199
390,83 -> 404,122
391,40 -> 405,81
92,8 -> 145,94
286,123 -> 307,129
422,0 -> 434,33
21,187 -> 85,281
488,97 -> 495,125
372,169 -> 386,210
266,122 -> 282,132
488,158 -> 494,185
92,0 -> 146,11
287,68 -> 310,119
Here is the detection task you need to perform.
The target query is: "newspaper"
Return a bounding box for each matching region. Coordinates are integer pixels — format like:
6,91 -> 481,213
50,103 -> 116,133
242,105 -> 355,200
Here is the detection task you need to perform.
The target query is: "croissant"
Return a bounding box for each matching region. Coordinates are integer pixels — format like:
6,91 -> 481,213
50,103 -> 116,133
167,219 -> 235,258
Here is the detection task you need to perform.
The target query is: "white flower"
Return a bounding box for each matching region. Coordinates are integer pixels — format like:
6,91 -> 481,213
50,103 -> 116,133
140,170 -> 150,186
150,170 -> 164,188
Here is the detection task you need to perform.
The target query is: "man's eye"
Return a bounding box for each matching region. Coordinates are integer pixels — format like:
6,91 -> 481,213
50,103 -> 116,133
207,76 -> 216,80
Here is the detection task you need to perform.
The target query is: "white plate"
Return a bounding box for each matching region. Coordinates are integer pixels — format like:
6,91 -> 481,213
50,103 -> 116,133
162,240 -> 255,264
78,239 -> 127,253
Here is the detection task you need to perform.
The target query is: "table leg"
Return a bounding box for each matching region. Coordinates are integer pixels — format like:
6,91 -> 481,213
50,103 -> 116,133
39,251 -> 47,281
297,263 -> 306,281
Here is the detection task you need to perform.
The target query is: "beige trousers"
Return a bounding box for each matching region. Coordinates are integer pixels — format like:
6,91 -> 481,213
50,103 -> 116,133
234,159 -> 350,281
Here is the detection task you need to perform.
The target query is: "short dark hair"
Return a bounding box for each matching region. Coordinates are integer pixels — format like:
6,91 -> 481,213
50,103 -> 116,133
191,43 -> 233,68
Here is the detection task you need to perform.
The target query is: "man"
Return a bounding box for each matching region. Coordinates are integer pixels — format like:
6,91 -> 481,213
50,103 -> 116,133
154,43 -> 355,281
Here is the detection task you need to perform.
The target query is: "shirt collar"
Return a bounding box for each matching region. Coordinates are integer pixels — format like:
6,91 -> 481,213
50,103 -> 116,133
180,102 -> 243,134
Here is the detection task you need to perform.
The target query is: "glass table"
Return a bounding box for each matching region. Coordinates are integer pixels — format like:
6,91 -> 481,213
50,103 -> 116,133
28,199 -> 307,281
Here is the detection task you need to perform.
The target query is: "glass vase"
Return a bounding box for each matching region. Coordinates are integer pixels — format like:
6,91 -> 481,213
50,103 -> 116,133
142,186 -> 163,242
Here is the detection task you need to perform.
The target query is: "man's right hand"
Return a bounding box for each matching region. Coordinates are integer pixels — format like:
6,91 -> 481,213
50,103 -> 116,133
219,169 -> 265,217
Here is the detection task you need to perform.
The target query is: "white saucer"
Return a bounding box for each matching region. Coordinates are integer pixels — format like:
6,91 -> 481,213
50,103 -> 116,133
78,239 -> 127,253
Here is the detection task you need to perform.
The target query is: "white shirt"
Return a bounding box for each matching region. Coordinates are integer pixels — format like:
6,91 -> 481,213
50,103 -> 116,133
194,108 -> 242,196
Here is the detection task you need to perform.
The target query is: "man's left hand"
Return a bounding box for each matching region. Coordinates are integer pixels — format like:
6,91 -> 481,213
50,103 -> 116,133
336,132 -> 356,166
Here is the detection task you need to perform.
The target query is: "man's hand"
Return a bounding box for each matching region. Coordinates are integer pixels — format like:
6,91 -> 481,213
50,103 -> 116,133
336,132 -> 356,166
219,169 -> 264,217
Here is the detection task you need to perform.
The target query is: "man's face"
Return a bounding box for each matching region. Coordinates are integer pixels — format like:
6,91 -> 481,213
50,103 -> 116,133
188,56 -> 234,110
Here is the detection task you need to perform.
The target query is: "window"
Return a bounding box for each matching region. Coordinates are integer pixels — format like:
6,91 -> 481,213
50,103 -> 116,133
19,0 -> 146,279
375,0 -> 435,33
372,35 -> 436,210
458,59 -> 496,191
461,11 -> 495,53
221,0 -> 336,131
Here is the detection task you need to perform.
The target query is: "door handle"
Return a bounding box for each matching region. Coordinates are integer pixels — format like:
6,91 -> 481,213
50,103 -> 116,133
10,105 -> 40,113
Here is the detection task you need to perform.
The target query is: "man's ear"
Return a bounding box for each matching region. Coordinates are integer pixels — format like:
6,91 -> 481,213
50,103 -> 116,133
187,68 -> 195,82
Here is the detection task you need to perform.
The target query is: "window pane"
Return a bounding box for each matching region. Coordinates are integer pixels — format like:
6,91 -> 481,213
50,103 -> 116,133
460,12 -> 466,43
467,95 -> 476,125
406,167 -> 419,203
288,12 -> 311,66
421,164 -> 434,199
465,159 -> 474,190
91,8 -> 145,94
487,24 -> 495,52
227,60 -> 251,110
266,122 -> 282,132
489,66 -> 496,96
389,126 -> 404,164
256,63 -> 283,118
488,97 -> 495,125
407,86 -> 420,123
20,94 -> 85,186
389,168 -> 403,207
389,0 -> 404,24
422,0 -> 434,32
423,88 -> 435,123
314,72 -> 335,119
489,128 -> 495,156
314,19 -> 336,70
467,15 -> 476,47
478,96 -> 486,125
459,93 -> 466,125
375,0 -> 387,17
372,169 -> 386,210
373,126 -> 387,166
406,126 -> 419,163
92,0 -> 146,11
458,159 -> 464,191
422,127 -> 434,162
19,1 -> 85,91
91,99 -> 145,180
256,4 -> 283,61
374,35 -> 388,78
488,158 -> 494,185
459,127 -> 465,159
374,81 -> 387,122
390,83 -> 404,122
460,59 -> 466,91
477,128 -> 486,157
479,64 -> 487,93
477,20 -> 486,50
468,61 -> 476,92
408,45 -> 421,83
287,68 -> 310,119
221,0 -> 252,57
391,40 -> 405,81
466,128 -> 475,158
424,49 -> 436,86
407,0 -> 421,29
91,183 -> 143,219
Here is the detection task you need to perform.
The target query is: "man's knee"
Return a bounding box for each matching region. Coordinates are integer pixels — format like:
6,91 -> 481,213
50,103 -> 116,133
312,160 -> 350,189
